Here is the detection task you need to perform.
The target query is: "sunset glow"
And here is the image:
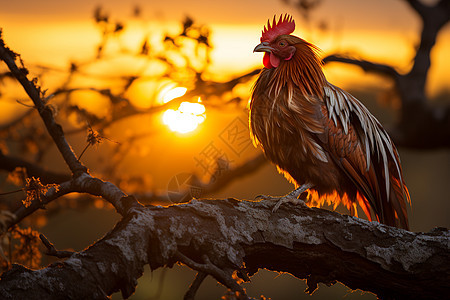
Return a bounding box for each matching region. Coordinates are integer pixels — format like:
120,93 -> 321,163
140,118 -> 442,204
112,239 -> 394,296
162,100 -> 206,134
159,84 -> 188,104
1,2 -> 449,299
159,85 -> 206,133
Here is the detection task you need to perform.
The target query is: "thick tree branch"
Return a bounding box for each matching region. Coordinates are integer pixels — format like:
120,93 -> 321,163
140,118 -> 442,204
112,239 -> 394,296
0,199 -> 447,299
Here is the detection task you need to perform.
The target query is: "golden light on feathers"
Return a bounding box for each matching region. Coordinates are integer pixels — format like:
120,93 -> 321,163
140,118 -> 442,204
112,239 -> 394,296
251,14 -> 411,229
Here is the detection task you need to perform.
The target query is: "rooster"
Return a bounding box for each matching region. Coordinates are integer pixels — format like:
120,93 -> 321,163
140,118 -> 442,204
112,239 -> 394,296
250,14 -> 411,229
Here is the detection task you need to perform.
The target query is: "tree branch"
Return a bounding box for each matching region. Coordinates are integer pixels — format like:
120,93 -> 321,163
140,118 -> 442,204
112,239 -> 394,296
39,233 -> 75,258
0,32 -> 142,215
0,199 -> 447,299
404,0 -> 427,17
136,153 -> 267,205
0,150 -> 71,184
184,271 -> 208,300
321,0 -> 450,149
403,0 -> 450,101
2,173 -> 139,232
0,30 -> 87,176
190,153 -> 267,199
322,55 -> 400,80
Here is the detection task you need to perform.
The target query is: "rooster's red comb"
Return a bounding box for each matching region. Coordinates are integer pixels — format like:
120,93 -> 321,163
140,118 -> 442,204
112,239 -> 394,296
260,14 -> 295,43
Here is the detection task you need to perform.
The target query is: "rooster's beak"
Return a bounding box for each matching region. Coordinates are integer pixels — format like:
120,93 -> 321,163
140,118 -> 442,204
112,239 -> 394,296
253,42 -> 274,53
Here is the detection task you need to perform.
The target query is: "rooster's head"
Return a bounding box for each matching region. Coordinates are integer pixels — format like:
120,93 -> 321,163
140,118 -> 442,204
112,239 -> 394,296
254,14 -> 301,69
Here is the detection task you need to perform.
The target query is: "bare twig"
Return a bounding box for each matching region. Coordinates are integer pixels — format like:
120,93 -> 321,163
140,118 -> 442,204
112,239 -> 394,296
3,180 -> 72,231
199,153 -> 267,196
184,272 -> 208,300
176,251 -> 247,299
135,153 -> 267,205
39,234 -> 75,258
0,31 -> 87,176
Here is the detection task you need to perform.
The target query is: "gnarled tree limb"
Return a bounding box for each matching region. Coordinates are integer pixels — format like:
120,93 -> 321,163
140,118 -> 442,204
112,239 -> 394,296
0,199 -> 447,299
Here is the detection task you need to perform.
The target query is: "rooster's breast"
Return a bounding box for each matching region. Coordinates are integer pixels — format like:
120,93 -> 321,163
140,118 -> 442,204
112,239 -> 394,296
250,84 -> 343,192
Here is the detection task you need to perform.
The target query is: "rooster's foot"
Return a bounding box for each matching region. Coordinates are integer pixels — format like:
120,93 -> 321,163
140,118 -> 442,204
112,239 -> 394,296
255,183 -> 314,212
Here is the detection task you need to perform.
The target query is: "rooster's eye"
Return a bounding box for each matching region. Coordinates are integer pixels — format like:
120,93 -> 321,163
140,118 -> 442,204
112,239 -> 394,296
278,41 -> 286,47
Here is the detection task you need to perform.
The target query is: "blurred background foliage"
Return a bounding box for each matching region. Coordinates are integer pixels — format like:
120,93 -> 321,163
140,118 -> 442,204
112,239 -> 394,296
0,0 -> 449,299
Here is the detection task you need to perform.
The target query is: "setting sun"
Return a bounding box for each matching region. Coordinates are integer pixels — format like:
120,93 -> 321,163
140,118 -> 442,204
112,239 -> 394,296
159,84 -> 188,104
162,101 -> 206,134
159,85 -> 206,134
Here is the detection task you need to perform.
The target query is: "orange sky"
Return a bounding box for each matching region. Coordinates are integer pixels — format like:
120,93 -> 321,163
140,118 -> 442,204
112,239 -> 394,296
0,0 -> 422,27
1,0 -> 449,96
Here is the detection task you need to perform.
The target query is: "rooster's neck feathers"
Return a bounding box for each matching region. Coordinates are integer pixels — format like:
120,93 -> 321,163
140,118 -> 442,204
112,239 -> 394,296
263,38 -> 326,100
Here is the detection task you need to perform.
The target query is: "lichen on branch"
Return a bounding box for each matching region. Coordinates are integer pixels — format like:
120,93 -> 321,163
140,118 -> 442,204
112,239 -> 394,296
0,199 -> 448,300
